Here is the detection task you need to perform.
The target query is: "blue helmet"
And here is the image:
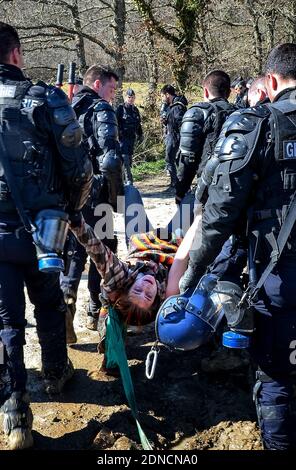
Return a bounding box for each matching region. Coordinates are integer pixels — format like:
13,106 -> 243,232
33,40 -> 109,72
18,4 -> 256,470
155,274 -> 226,351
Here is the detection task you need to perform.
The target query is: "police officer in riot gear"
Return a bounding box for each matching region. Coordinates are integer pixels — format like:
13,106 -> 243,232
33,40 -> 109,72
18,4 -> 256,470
176,70 -> 235,204
160,85 -> 187,188
180,43 -> 296,450
116,88 -> 143,185
0,22 -> 93,449
60,64 -> 123,336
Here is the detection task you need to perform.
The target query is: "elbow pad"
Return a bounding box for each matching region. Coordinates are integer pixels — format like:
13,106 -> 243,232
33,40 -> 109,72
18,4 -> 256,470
67,157 -> 93,211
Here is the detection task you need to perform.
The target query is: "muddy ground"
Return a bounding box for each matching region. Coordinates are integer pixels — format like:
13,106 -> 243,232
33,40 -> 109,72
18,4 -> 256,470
0,173 -> 262,451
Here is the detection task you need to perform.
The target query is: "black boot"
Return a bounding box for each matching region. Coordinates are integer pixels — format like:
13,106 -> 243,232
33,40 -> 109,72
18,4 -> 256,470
2,392 -> 33,450
38,324 -> 73,396
42,358 -> 74,396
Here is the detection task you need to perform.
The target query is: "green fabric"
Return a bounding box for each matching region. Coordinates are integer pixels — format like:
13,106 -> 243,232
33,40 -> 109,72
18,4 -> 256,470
105,307 -> 153,450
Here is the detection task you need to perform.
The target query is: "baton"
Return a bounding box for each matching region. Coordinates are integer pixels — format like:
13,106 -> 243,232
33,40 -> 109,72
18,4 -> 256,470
56,63 -> 64,88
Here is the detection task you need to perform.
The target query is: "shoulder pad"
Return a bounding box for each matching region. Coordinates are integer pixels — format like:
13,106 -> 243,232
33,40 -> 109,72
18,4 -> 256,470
27,83 -> 46,98
94,101 -> 117,126
223,108 -> 266,136
218,133 -> 249,165
93,100 -> 114,113
183,104 -> 211,123
217,109 -> 267,173
45,85 -> 69,108
22,83 -> 46,109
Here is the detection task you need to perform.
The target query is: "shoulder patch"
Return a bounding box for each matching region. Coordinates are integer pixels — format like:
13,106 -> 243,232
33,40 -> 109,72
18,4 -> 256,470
283,141 -> 296,159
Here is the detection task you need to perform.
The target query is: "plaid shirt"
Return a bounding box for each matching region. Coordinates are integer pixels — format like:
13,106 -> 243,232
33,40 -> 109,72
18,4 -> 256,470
72,220 -> 129,302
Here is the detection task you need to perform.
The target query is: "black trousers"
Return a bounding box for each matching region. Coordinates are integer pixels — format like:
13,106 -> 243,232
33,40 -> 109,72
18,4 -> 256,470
0,226 -> 67,404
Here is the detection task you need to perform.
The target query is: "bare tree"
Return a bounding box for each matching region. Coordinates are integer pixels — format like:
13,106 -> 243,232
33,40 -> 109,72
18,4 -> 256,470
3,0 -> 126,85
132,0 -> 206,91
0,0 -> 293,89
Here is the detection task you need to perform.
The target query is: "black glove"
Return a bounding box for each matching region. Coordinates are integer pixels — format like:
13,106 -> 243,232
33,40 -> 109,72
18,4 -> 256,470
67,210 -> 82,228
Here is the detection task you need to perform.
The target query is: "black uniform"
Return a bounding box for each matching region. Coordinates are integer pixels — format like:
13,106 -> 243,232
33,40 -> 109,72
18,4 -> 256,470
181,89 -> 296,450
61,85 -> 123,321
176,98 -> 235,201
116,102 -> 143,184
165,95 -> 187,186
0,65 -> 92,409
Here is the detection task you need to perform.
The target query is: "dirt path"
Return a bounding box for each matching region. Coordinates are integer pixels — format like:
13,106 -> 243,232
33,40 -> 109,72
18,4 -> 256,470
0,174 -> 262,450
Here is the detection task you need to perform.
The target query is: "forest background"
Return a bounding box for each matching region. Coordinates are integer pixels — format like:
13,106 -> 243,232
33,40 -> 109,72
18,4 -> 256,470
1,0 -> 293,176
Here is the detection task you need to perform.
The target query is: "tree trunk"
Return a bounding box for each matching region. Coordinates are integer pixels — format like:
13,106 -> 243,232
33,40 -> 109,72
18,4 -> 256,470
245,1 -> 263,74
289,0 -> 296,42
112,0 -> 126,105
133,0 -> 206,93
72,0 -> 87,74
145,29 -> 159,114
265,8 -> 277,53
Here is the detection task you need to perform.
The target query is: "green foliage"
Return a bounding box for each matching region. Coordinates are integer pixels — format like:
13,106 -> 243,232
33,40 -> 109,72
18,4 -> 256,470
133,158 -> 166,181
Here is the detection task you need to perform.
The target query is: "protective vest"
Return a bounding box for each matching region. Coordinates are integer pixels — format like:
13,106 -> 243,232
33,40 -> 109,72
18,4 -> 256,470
0,78 -> 64,214
250,99 -> 296,259
72,92 -> 101,173
118,104 -> 141,138
73,91 -> 122,209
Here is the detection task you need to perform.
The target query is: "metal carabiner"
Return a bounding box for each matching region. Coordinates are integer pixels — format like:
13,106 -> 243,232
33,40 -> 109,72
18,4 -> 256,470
145,344 -> 159,380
